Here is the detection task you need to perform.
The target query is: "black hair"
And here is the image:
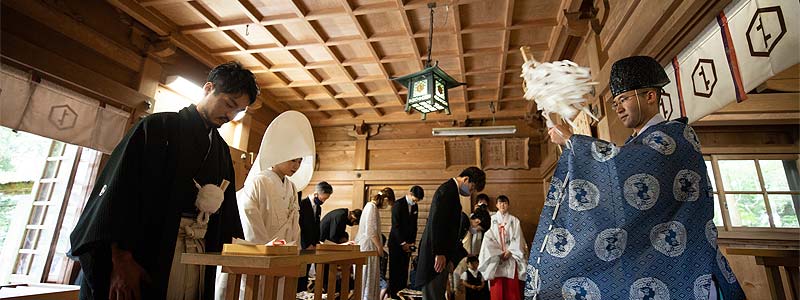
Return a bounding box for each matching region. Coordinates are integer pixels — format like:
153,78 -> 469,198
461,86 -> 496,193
458,212 -> 470,239
315,181 -> 333,195
410,185 -> 424,199
476,193 -> 490,203
496,195 -> 509,204
350,209 -> 362,225
207,61 -> 260,104
469,213 -> 481,220
459,166 -> 486,192
467,255 -> 479,264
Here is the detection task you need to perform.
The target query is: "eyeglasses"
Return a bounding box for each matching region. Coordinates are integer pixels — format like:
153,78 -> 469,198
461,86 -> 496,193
609,91 -> 649,110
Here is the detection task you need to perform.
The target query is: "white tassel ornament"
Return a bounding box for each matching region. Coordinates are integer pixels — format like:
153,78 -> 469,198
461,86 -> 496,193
194,179 -> 230,224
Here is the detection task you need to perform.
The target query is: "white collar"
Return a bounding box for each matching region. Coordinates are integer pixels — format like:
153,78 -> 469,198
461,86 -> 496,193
634,113 -> 665,137
405,195 -> 415,207
467,268 -> 479,277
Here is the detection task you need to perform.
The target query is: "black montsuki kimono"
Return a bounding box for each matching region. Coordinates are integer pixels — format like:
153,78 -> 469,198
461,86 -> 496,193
69,105 -> 243,300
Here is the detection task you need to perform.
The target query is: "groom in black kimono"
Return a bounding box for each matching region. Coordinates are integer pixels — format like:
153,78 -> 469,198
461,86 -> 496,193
69,61 -> 258,300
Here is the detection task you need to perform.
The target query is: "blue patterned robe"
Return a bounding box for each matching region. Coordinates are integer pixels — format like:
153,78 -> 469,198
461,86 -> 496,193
524,120 -> 745,300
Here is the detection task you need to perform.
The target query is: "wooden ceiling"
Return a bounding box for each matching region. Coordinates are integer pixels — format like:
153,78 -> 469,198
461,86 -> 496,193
108,0 -> 567,126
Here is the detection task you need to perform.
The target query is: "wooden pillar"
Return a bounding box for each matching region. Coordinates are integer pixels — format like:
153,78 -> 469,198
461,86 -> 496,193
354,137 -> 368,171
233,114 -> 252,151
136,56 -> 162,114
350,121 -> 375,171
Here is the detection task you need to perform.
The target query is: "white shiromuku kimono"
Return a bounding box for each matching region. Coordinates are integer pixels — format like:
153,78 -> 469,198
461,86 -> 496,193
215,169 -> 300,300
478,212 -> 527,281
237,170 -> 300,244
354,201 -> 381,300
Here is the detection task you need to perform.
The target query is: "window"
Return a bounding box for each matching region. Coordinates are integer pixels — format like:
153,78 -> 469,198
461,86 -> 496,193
705,154 -> 800,232
0,128 -> 101,285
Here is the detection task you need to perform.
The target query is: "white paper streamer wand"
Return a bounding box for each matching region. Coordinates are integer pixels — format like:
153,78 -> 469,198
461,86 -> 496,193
519,46 -> 599,150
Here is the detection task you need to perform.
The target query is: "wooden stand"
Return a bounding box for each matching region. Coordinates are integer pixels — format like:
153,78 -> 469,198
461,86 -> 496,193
181,249 -> 376,300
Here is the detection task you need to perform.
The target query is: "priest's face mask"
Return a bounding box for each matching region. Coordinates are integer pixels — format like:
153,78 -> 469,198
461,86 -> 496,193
609,89 -> 658,129
273,157 -> 303,177
198,82 -> 250,128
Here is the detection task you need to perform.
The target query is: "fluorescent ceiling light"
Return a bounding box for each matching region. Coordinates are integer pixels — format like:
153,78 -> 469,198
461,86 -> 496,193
432,125 -> 517,136
165,76 -> 202,103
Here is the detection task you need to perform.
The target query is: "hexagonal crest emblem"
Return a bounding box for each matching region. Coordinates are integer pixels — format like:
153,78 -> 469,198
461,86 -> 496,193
659,92 -> 674,119
692,59 -> 716,98
746,6 -> 786,57
49,105 -> 78,130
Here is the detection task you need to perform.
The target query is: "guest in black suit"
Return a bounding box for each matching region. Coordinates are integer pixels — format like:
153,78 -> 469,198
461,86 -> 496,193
298,181 -> 333,292
388,185 -> 424,298
319,208 -> 362,243
416,167 -> 486,300
315,208 -> 361,294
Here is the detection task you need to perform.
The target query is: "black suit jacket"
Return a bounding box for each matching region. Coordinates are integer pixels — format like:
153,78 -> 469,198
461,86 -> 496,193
299,196 -> 321,249
320,208 -> 349,243
389,197 -> 418,248
415,179 -> 462,286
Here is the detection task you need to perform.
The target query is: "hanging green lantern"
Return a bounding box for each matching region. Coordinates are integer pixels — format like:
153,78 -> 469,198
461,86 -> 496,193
391,2 -> 464,120
392,63 -> 463,120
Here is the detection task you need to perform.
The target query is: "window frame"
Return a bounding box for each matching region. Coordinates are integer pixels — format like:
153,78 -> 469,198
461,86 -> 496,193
705,153 -> 800,240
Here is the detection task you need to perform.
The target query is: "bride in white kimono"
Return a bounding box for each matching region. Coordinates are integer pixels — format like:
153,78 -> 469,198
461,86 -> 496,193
478,195 -> 527,300
355,187 -> 395,300
215,111 -> 316,300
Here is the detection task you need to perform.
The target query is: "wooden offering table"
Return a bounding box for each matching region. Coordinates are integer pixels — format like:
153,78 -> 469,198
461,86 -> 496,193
181,249 -> 376,300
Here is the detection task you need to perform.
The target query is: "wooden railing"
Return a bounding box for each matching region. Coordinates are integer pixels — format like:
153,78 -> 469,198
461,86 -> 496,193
727,247 -> 799,300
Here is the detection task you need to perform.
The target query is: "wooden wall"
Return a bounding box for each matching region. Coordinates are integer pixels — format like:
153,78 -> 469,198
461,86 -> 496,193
290,119 -> 556,245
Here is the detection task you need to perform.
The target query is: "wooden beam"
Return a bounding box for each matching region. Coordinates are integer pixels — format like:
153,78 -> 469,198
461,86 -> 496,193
3,1 -> 144,71
137,57 -> 162,113
284,0 -> 382,117
338,0 -> 405,107
714,93 -> 800,114
495,0 -> 515,112
758,79 -> 800,93
694,113 -> 800,126
450,4 -> 469,116
313,109 -> 526,127
310,168 -> 549,185
0,33 -> 148,111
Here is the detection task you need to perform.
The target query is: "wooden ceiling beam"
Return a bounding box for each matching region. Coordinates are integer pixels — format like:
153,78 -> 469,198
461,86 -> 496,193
180,1 -> 301,117
450,3 -> 469,117
235,0 -> 261,23
338,0 -> 405,110
284,0 -> 382,117
106,0 -> 289,116
3,1 -> 144,72
495,0 -> 515,112
313,108 -> 526,127
140,0 -> 189,7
